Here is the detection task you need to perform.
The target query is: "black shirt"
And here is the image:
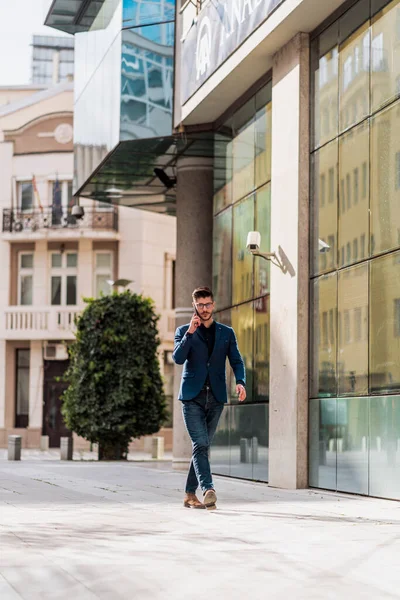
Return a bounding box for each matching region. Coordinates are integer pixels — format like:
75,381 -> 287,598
199,321 -> 216,358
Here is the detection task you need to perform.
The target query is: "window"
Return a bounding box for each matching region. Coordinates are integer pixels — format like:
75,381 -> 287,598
322,312 -> 329,348
50,180 -> 74,226
94,252 -> 113,298
15,349 -> 30,428
353,168 -> 359,204
328,168 -> 335,203
395,298 -> 400,337
396,152 -> 400,189
343,55 -> 353,90
361,234 -> 366,258
19,182 -> 33,212
18,253 -> 33,306
50,252 -> 77,306
346,173 -> 351,209
320,173 -> 326,206
344,310 -> 351,343
362,161 -> 368,199
346,242 -> 351,264
341,179 -> 345,213
371,33 -> 384,72
354,307 -> 362,341
353,238 -> 359,262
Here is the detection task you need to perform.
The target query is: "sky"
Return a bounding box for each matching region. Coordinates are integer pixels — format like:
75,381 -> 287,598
0,0 -> 72,86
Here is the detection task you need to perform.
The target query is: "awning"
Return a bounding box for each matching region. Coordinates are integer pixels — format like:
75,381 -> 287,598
44,0 -> 106,34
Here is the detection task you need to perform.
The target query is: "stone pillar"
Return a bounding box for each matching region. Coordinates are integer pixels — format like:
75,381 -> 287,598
29,341 -> 43,429
0,340 -> 6,429
172,157 -> 214,469
269,33 -> 310,489
78,239 -> 93,301
33,240 -> 47,305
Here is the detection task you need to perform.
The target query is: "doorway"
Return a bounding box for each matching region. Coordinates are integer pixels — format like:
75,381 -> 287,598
43,360 -> 71,447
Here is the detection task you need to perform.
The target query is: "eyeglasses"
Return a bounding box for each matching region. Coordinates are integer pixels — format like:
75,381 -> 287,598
195,302 -> 213,310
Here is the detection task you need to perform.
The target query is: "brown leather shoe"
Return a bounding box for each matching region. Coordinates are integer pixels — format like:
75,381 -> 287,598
183,493 -> 206,509
203,489 -> 217,510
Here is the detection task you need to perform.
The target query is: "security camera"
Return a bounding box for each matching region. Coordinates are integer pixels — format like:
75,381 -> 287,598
318,239 -> 330,253
71,205 -> 85,220
246,231 -> 261,252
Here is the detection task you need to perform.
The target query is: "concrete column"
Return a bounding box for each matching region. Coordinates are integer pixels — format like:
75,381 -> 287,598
29,341 -> 44,429
0,340 -> 6,429
33,240 -> 47,305
172,157 -> 213,468
78,239 -> 93,302
269,33 -> 310,489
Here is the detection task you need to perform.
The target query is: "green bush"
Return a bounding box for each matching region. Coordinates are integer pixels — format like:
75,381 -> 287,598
62,291 -> 167,459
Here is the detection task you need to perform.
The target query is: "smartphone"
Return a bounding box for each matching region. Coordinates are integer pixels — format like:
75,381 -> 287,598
193,306 -> 201,328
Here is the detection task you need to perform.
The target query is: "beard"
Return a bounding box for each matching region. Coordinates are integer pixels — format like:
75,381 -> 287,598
200,311 -> 213,322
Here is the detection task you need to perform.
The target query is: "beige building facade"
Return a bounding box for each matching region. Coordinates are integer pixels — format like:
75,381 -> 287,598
0,82 -> 176,450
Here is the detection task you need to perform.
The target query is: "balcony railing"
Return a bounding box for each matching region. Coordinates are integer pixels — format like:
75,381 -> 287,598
2,207 -> 118,234
2,306 -> 81,340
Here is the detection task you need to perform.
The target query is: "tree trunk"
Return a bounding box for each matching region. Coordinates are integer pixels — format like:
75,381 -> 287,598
98,441 -> 128,460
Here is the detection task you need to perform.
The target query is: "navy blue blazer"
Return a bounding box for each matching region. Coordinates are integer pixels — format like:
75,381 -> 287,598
172,321 -> 246,403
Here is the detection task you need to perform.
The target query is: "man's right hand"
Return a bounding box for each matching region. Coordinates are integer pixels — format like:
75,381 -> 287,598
187,313 -> 201,334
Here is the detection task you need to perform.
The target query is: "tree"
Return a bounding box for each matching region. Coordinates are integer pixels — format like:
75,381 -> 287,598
62,291 -> 167,460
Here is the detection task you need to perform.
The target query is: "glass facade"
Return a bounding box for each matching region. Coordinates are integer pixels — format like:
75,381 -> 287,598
310,0 -> 400,499
211,82 -> 272,483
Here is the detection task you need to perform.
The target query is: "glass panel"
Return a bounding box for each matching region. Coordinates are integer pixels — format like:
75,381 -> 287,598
336,397 -> 369,494
20,183 -> 33,211
339,10 -> 370,133
51,253 -> 62,268
255,184 -> 271,297
212,207 -> 232,311
16,363 -> 30,416
20,275 -> 33,306
216,309 -> 234,405
229,404 -> 269,482
255,86 -> 272,188
313,22 -> 339,148
17,349 -> 30,368
67,182 -> 74,209
309,398 -> 337,490
96,253 -> 112,268
254,296 -> 269,403
311,140 -> 338,275
210,405 -> 230,477
338,264 -> 369,396
51,276 -> 62,306
338,121 -> 369,267
232,196 -> 254,304
123,0 -> 175,28
20,254 -> 33,269
370,251 -> 400,393
310,273 -> 337,397
370,101 -> 400,255
213,133 -> 233,214
96,274 -> 111,297
67,253 -> 78,268
66,276 -> 77,305
231,302 -> 254,404
232,98 -> 256,203
369,395 -> 400,500
371,0 -> 400,112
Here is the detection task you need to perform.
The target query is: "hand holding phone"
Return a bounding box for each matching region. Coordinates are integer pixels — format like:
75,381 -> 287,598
188,311 -> 201,334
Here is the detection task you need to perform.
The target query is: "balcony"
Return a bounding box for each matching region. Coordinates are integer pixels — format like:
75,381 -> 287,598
2,207 -> 119,240
2,306 -> 81,341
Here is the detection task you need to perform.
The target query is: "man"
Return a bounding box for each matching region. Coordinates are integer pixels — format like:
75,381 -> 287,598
173,286 -> 246,510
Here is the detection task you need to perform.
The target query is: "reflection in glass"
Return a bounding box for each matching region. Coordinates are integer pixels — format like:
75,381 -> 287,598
310,273 -> 337,397
214,133 -> 233,214
229,404 -> 269,481
309,398 -> 337,490
210,406 -> 230,476
52,253 -> 62,268
96,274 -> 110,298
232,99 -> 256,203
371,0 -> 400,112
232,197 -> 254,304
254,296 -> 269,403
311,141 -> 338,275
123,0 -> 175,28
255,184 -> 271,297
339,121 -> 369,267
20,275 -> 33,306
369,395 -> 400,499
231,302 -> 254,403
255,84 -> 272,188
51,276 -> 62,306
313,22 -> 339,148
215,309 -> 233,404
212,208 -> 232,310
66,276 -> 77,306
370,251 -> 400,393
338,264 -> 368,396
339,18 -> 370,133
336,397 -> 369,494
371,101 -> 400,255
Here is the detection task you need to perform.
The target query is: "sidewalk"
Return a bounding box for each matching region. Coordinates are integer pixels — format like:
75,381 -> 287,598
0,460 -> 399,600
0,448 -> 173,462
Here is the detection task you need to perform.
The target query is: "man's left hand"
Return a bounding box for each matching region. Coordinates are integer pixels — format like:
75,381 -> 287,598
236,384 -> 246,402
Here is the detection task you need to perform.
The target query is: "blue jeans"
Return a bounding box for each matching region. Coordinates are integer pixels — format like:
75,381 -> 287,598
182,385 -> 224,493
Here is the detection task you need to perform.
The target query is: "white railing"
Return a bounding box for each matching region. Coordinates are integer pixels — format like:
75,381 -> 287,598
3,306 -> 81,340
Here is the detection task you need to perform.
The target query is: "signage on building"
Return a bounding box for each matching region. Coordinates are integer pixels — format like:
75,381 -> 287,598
181,0 -> 285,103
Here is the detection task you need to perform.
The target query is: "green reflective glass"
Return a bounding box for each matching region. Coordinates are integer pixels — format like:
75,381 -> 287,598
212,208 -> 232,310
232,196 -> 254,304
231,302 -> 254,404
369,395 -> 400,499
309,398 -> 337,490
371,0 -> 400,113
255,184 -> 271,296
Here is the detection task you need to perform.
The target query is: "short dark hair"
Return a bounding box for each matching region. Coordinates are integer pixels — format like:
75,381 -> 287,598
192,286 -> 214,302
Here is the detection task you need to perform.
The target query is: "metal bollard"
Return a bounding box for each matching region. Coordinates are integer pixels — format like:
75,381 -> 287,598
8,435 -> 21,461
151,436 -> 164,459
251,436 -> 259,464
60,436 -> 73,460
40,436 -> 49,451
240,438 -> 250,463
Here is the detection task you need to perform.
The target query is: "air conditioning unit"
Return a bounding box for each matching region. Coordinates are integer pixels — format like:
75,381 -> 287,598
44,343 -> 69,361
